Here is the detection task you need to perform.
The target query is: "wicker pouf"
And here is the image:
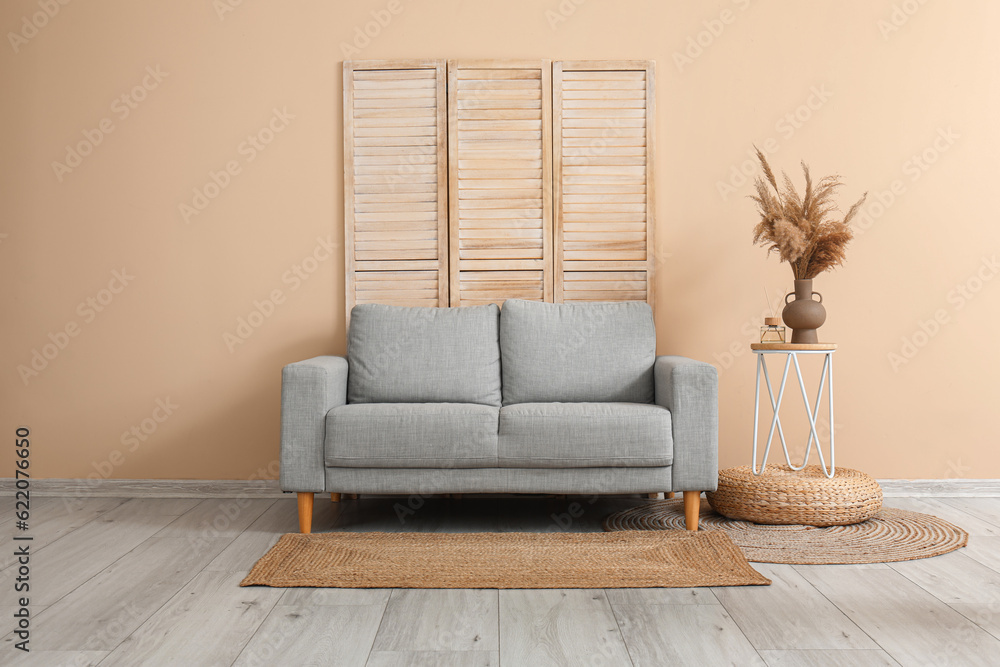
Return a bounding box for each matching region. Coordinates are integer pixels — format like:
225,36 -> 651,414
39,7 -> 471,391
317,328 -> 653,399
706,465 -> 883,526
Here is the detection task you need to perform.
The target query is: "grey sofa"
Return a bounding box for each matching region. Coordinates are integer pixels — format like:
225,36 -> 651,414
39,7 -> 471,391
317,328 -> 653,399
280,299 -> 718,533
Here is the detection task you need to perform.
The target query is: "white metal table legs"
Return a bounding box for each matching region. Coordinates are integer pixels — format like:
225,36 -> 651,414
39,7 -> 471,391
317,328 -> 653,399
752,350 -> 836,478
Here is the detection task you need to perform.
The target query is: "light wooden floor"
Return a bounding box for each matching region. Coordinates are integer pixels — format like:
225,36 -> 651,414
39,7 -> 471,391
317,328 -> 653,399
3,494 -> 1000,666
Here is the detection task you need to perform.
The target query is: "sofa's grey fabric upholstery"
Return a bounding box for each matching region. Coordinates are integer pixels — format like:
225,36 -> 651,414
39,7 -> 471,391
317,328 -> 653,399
279,356 -> 347,492
325,403 -> 498,468
281,302 -> 719,500
347,303 -> 501,406
654,355 -> 719,491
498,402 -> 671,468
325,466 -> 672,495
499,299 -> 656,405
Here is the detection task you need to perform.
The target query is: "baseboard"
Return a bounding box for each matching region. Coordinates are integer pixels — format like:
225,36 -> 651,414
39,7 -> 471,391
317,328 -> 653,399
0,478 -> 285,498
877,479 -> 1000,497
2,477 -> 998,498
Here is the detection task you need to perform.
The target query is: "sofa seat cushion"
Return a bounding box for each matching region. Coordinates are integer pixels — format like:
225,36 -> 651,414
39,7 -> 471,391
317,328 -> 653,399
347,303 -> 501,406
325,403 -> 498,468
499,299 -> 656,405
498,402 -> 671,468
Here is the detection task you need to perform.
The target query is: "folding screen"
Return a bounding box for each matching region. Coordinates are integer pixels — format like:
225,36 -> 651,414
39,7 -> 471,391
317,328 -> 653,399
447,60 -> 552,307
553,61 -> 655,306
343,59 -> 654,318
343,60 -> 449,314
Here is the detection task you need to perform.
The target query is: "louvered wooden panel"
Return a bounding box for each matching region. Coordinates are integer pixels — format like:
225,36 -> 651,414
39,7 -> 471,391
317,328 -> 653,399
448,60 -> 552,307
553,61 -> 655,308
354,270 -> 440,307
562,271 -> 647,303
458,270 -> 545,306
344,60 -> 448,320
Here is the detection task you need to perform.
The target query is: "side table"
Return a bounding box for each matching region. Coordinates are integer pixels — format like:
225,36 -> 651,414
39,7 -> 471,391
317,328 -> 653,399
750,343 -> 837,479
706,341 -> 881,526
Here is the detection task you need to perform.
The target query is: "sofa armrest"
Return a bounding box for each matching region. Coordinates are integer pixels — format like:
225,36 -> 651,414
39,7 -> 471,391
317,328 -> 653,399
654,355 -> 719,492
279,355 -> 348,492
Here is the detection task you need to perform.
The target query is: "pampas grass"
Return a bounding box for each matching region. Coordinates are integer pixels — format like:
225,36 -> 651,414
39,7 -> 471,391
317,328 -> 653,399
751,149 -> 867,280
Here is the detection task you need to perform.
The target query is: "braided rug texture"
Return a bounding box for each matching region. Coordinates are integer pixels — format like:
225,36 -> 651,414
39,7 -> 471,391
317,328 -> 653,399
604,499 -> 968,564
241,530 -> 771,588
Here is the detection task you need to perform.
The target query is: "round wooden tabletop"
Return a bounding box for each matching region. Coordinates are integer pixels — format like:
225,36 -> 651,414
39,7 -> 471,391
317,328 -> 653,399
750,343 -> 838,351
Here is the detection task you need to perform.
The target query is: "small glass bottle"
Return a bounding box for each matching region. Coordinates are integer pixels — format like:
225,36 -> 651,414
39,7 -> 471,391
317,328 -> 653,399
760,317 -> 786,343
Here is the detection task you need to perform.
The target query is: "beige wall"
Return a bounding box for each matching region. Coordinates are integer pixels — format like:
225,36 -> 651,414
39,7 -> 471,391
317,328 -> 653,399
3,0 -> 998,481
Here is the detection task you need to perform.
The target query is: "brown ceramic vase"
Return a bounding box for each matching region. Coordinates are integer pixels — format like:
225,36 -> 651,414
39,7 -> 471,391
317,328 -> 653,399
782,279 -> 826,344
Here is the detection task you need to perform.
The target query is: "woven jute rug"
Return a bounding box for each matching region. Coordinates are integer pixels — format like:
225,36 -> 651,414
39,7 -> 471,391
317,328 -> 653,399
240,530 -> 770,588
604,499 -> 969,565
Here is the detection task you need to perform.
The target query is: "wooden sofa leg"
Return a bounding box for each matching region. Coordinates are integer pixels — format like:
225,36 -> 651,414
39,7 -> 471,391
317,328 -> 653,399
683,491 -> 700,531
298,492 -> 314,534
647,493 -> 660,499
666,492 -> 675,499
330,493 -> 341,503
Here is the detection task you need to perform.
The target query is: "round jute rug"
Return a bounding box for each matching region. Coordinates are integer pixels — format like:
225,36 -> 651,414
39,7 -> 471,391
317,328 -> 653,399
603,499 -> 969,564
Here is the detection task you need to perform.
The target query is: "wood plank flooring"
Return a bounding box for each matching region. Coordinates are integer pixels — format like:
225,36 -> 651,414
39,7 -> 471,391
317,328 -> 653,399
2,494 -> 999,666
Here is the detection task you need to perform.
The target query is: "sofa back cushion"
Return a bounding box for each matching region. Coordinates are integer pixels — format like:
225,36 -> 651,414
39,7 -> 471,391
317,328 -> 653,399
499,299 -> 656,405
348,303 -> 502,406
